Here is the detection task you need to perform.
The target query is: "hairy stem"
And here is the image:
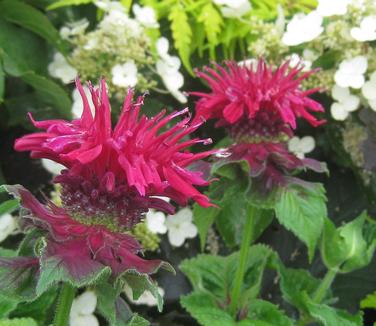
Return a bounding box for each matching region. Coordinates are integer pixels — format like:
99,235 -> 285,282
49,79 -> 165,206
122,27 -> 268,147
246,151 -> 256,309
229,205 -> 257,318
54,283 -> 76,326
312,269 -> 337,303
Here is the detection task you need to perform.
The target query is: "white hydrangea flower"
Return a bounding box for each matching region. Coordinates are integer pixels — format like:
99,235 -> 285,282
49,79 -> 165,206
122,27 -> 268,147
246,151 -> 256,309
165,208 -> 197,247
70,291 -> 98,326
316,0 -> 350,17
330,85 -> 360,121
72,85 -> 95,119
362,71 -> 376,111
111,60 -> 138,88
124,285 -> 164,307
95,0 -> 124,12
145,209 -> 167,234
60,19 -> 89,40
288,136 -> 315,159
100,9 -> 142,37
132,4 -> 159,28
48,53 -> 77,84
288,53 -> 312,72
282,11 -> 323,46
213,0 -> 251,18
156,37 -> 187,103
0,214 -> 17,243
334,56 -> 368,89
41,159 -> 65,176
351,16 -> 376,42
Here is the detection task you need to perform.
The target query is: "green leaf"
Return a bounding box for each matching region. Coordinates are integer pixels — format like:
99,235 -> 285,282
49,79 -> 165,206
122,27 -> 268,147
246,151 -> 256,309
0,19 -> 46,76
126,314 -> 150,326
0,318 -> 38,326
96,281 -> 133,326
0,199 -> 19,215
193,203 -> 219,251
47,0 -> 93,10
277,265 -> 325,313
9,287 -> 58,324
180,245 -> 276,307
0,0 -> 67,54
360,290 -> 376,309
123,272 -> 164,312
20,72 -> 71,119
168,4 -> 193,74
246,299 -> 294,326
0,62 -> 4,103
197,3 -> 223,59
275,183 -> 327,261
0,294 -> 18,319
181,292 -> 234,326
304,294 -> 363,326
321,212 -> 376,273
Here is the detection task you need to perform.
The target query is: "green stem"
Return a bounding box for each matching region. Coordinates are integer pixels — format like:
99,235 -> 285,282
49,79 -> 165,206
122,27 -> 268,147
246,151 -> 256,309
229,205 -> 257,318
312,269 -> 337,303
54,283 -> 76,326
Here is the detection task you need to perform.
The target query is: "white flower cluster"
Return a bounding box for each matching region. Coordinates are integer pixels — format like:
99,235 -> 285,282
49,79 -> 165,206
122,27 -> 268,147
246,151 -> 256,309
279,0 -> 376,121
69,291 -> 99,326
156,37 -> 187,103
146,207 -> 197,247
48,53 -> 77,84
288,136 -> 316,159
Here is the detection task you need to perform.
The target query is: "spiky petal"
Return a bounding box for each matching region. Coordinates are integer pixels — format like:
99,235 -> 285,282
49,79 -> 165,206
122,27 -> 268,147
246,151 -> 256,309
15,79 -> 216,219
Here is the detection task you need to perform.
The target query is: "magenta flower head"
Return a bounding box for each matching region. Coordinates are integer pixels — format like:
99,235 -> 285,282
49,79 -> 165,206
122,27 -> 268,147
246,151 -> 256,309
11,79 -> 215,279
192,59 -> 326,191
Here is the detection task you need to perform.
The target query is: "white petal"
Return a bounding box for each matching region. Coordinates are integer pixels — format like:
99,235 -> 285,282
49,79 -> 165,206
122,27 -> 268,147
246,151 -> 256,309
331,85 -> 350,101
349,74 -> 365,89
41,159 -> 65,176
168,229 -> 185,247
0,214 -> 17,242
288,136 -> 301,152
170,89 -> 187,103
182,222 -> 198,238
369,99 -> 376,111
342,95 -> 360,112
146,210 -> 167,234
334,71 -> 350,88
299,136 -> 315,153
70,315 -> 99,326
331,103 -> 349,121
156,37 -> 169,57
70,291 -> 97,316
362,81 -> 376,100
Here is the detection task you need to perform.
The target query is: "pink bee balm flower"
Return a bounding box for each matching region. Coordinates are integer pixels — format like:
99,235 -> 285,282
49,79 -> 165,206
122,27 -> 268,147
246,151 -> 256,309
15,79 -> 215,230
192,60 -> 325,137
193,60 -> 326,191
5,184 -> 167,277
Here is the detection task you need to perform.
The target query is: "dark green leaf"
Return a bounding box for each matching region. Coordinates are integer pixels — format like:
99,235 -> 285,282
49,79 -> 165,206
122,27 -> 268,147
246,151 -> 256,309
20,72 -> 71,119
304,294 -> 363,326
275,183 -> 327,261
246,299 -> 293,326
47,0 -> 93,10
0,318 -> 38,326
0,0 -> 67,54
0,19 -> 46,76
0,199 -> 19,215
181,292 -> 234,326
193,203 -> 219,251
